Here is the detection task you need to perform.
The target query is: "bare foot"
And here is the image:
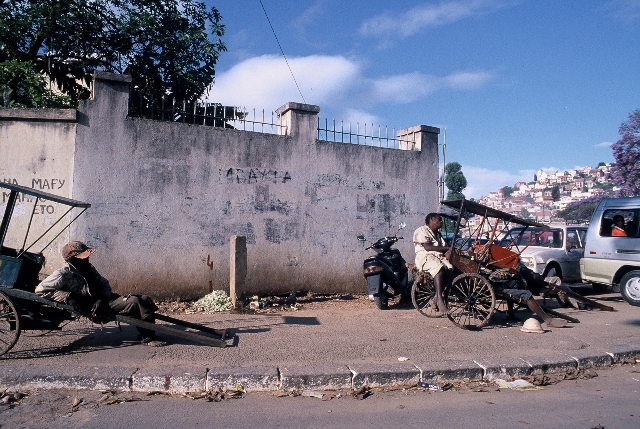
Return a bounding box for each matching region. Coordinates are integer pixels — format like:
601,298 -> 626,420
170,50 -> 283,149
545,317 -> 568,328
436,300 -> 451,315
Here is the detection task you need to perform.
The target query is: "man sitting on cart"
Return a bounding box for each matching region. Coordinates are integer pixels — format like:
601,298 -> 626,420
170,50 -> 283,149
35,241 -> 166,346
413,213 -> 453,314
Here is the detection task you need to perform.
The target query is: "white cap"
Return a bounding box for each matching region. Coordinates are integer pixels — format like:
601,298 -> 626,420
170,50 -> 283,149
520,318 -> 545,334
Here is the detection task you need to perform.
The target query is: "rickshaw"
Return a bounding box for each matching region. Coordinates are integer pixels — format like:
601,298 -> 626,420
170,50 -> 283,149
410,199 -> 613,329
0,182 -> 229,356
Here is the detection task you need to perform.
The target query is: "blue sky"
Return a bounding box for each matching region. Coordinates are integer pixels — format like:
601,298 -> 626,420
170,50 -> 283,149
206,0 -> 640,198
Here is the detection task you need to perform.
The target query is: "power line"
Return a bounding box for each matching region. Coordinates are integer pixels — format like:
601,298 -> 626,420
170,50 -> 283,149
259,0 -> 306,103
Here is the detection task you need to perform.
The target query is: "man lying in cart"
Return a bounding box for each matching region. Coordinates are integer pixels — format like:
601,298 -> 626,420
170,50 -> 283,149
35,241 -> 166,346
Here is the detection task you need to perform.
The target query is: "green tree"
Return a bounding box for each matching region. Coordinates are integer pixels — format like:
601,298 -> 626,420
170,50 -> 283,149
444,162 -> 467,200
551,185 -> 560,200
501,186 -> 514,198
520,207 -> 531,219
0,60 -> 73,107
0,0 -> 226,107
557,194 -> 609,222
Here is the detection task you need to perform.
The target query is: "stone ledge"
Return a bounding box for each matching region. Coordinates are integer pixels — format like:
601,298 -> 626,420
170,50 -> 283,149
415,359 -> 484,383
131,366 -> 206,393
207,366 -> 279,392
280,365 -> 352,391
474,357 -> 532,380
349,363 -> 420,389
0,108 -> 77,122
0,364 -> 133,391
567,349 -> 614,369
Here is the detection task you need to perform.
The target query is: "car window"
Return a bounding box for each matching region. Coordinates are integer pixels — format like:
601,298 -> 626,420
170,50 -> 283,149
502,227 -> 564,248
566,228 -> 586,249
600,209 -> 639,238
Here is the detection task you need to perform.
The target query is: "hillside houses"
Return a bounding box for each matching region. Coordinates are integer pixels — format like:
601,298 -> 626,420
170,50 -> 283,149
473,163 -> 615,223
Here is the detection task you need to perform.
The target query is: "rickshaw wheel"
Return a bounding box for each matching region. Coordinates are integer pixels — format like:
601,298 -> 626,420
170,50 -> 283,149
0,290 -> 21,356
411,272 -> 441,317
489,269 -> 527,314
447,273 -> 496,329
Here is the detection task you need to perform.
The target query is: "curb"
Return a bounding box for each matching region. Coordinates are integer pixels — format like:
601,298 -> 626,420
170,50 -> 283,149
1,343 -> 639,394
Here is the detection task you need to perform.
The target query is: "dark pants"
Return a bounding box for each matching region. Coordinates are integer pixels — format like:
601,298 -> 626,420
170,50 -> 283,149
109,295 -> 158,339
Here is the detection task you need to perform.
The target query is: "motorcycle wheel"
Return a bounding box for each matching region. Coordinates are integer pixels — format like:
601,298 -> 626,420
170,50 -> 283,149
373,293 -> 389,310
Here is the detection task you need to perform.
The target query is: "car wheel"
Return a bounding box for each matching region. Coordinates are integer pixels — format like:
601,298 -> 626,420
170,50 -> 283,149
543,264 -> 562,281
620,271 -> 640,307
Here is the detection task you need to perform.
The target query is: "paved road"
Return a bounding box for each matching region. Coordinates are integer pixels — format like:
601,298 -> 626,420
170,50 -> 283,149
1,288 -> 639,393
2,365 -> 639,429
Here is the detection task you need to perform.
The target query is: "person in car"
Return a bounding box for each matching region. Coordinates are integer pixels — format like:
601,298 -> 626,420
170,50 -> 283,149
35,241 -> 166,346
611,215 -> 627,237
413,213 -> 453,314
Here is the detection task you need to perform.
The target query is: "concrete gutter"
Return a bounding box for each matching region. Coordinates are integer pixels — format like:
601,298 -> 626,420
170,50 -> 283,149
1,342 -> 638,394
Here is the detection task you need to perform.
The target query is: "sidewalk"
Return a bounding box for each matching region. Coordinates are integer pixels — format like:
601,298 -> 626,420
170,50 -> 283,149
1,289 -> 639,394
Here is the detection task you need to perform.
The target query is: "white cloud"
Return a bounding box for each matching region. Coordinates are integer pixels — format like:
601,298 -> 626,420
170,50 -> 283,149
341,108 -> 381,126
445,71 -> 494,89
360,0 -> 514,39
208,55 -> 493,121
594,141 -> 613,148
207,54 -> 361,111
461,165 -> 534,199
373,70 -> 493,103
606,0 -> 640,24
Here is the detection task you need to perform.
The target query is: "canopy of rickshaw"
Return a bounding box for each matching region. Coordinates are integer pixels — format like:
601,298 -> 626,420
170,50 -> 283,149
440,199 -> 546,228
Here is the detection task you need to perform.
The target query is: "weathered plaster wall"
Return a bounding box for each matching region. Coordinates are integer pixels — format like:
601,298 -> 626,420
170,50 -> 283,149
4,72 -> 440,299
0,108 -> 77,269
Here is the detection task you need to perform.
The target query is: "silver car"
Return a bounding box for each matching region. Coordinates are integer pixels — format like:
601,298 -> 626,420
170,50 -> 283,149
501,224 -> 588,283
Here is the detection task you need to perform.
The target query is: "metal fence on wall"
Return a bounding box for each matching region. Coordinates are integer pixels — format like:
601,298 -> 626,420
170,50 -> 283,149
317,118 -> 416,150
128,92 -> 285,134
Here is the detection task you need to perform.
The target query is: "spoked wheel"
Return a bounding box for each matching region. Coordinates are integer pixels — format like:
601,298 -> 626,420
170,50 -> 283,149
411,272 -> 441,317
0,291 -> 21,356
447,273 -> 496,329
488,269 -> 526,315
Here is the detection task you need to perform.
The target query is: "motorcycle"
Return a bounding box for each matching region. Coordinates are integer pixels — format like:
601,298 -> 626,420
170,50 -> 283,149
357,223 -> 410,310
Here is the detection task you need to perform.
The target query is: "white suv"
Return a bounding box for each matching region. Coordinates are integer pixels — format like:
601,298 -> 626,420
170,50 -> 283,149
580,197 -> 640,306
501,224 -> 588,283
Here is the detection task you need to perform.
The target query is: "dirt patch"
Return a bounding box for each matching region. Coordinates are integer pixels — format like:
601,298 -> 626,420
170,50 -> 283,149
155,292 -> 377,315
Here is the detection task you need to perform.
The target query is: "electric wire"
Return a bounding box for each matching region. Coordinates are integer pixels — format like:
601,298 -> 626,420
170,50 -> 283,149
259,0 -> 306,103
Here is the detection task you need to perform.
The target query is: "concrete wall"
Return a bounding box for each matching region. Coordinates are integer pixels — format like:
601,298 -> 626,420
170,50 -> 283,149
3,72 -> 440,299
0,108 -> 78,269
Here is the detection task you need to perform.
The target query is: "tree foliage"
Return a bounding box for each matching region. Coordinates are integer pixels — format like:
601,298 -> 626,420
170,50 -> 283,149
608,108 -> 640,197
556,193 -> 610,222
444,162 -> 467,200
501,186 -> 514,198
1,59 -> 73,107
0,0 -> 226,107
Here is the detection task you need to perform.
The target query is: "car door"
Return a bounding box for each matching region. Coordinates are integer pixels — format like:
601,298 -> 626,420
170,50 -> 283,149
563,227 -> 586,281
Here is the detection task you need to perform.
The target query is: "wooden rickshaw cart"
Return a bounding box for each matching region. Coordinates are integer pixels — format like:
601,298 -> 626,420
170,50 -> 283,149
0,182 -> 229,356
410,199 -> 613,329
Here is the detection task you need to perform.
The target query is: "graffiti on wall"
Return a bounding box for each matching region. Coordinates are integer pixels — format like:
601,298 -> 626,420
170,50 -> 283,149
1,178 -> 67,214
220,168 -> 292,184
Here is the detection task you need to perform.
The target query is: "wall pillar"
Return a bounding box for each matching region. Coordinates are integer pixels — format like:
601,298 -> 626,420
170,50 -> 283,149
229,235 -> 247,308
397,125 -> 440,152
276,102 -> 320,139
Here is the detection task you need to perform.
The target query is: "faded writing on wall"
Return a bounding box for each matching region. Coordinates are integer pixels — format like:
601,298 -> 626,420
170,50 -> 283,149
220,168 -> 292,184
1,178 -> 66,214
